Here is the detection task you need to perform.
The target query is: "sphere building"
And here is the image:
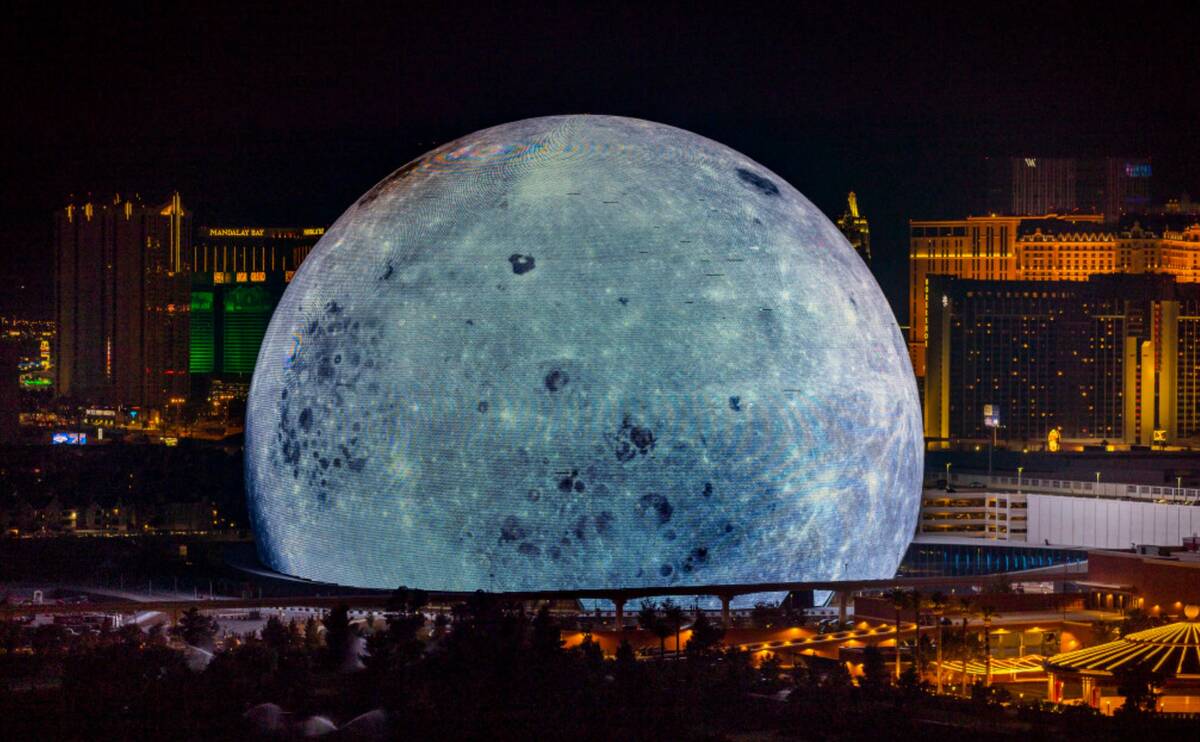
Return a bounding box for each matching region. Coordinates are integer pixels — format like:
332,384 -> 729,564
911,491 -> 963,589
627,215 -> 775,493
245,115 -> 922,591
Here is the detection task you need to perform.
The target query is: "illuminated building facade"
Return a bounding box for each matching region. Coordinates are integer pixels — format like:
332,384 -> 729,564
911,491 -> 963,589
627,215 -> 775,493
909,217 -> 1200,377
835,191 -> 871,264
1045,605 -> 1200,714
986,157 -> 1077,216
189,226 -> 321,397
924,273 -> 1200,445
984,156 -> 1152,220
1,317 -> 54,392
53,194 -> 191,409
1081,157 -> 1154,221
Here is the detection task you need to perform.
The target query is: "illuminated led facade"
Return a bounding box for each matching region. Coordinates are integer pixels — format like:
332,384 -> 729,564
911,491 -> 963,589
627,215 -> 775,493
53,194 -> 191,409
245,115 -> 923,592
924,273 -> 1200,444
189,227 -> 321,393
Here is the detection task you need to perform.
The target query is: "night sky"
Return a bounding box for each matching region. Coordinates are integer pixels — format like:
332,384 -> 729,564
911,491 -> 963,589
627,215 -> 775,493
5,2 -> 1199,321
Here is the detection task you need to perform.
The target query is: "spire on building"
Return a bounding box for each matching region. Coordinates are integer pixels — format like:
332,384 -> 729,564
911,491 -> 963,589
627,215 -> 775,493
837,191 -> 871,264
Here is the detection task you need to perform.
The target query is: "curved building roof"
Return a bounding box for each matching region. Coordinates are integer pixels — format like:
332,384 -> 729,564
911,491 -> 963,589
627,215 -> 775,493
1045,606 -> 1200,678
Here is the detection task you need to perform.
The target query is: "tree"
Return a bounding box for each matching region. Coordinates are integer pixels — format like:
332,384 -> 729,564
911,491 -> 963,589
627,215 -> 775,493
260,615 -> 292,653
821,656 -> 855,705
636,599 -> 658,634
897,666 -> 925,699
954,597 -> 976,696
613,639 -> 639,707
1120,608 -> 1164,636
530,604 -> 563,661
145,623 -> 166,646
758,652 -> 785,691
686,609 -> 725,656
175,606 -> 217,649
322,604 -> 356,670
360,589 -> 428,712
117,623 -> 143,646
909,589 -> 923,679
662,599 -> 684,660
362,625 -> 397,676
860,644 -> 888,698
576,634 -> 604,673
615,638 -> 636,670
431,612 -> 451,639
303,616 -> 323,651
31,623 -> 69,655
983,576 -> 1014,594
0,620 -> 22,654
1114,665 -> 1166,714
978,605 -> 997,687
929,591 -> 948,694
62,638 -> 192,736
388,585 -> 429,615
637,600 -> 670,660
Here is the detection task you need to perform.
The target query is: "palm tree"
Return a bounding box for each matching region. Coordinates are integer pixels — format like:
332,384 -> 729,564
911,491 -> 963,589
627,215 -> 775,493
885,587 -> 908,680
908,589 -> 923,680
637,599 -> 658,635
686,608 -> 725,655
322,603 -> 356,670
979,605 -> 997,687
662,599 -> 685,660
955,596 -> 974,696
637,600 -> 670,660
929,591 -> 948,694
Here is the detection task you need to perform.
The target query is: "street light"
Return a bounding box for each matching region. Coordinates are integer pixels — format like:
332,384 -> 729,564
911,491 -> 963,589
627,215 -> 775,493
1095,471 -> 1101,498
1017,466 -> 1024,495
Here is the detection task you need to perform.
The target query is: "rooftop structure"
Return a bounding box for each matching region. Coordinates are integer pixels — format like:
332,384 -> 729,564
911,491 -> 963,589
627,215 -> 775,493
920,470 -> 1200,547
907,215 -> 1200,378
53,193 -> 191,410
1044,605 -> 1200,713
836,191 -> 871,264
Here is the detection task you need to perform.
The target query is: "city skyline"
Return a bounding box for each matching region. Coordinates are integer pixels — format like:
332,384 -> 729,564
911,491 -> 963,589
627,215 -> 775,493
7,6 -> 1200,735
5,4 -> 1200,323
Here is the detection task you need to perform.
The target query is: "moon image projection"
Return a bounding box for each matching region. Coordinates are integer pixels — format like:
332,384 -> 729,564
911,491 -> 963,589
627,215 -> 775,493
245,115 -> 922,592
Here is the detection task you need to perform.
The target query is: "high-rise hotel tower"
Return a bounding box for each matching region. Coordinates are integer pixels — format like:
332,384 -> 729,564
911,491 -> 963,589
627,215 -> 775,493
53,194 -> 191,410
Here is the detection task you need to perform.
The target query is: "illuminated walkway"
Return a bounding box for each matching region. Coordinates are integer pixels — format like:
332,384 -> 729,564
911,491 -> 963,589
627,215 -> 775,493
730,621 -> 918,656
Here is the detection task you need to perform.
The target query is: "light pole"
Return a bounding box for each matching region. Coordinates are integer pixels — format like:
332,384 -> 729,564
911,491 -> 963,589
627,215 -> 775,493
945,462 -> 952,491
1095,471 -> 1101,499
1177,476 -> 1183,503
983,610 -> 994,687
988,423 -> 997,479
1017,466 -> 1024,495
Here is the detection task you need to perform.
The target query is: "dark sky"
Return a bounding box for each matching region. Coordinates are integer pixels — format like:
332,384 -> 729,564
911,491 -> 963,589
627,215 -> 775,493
5,2 -> 1199,320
